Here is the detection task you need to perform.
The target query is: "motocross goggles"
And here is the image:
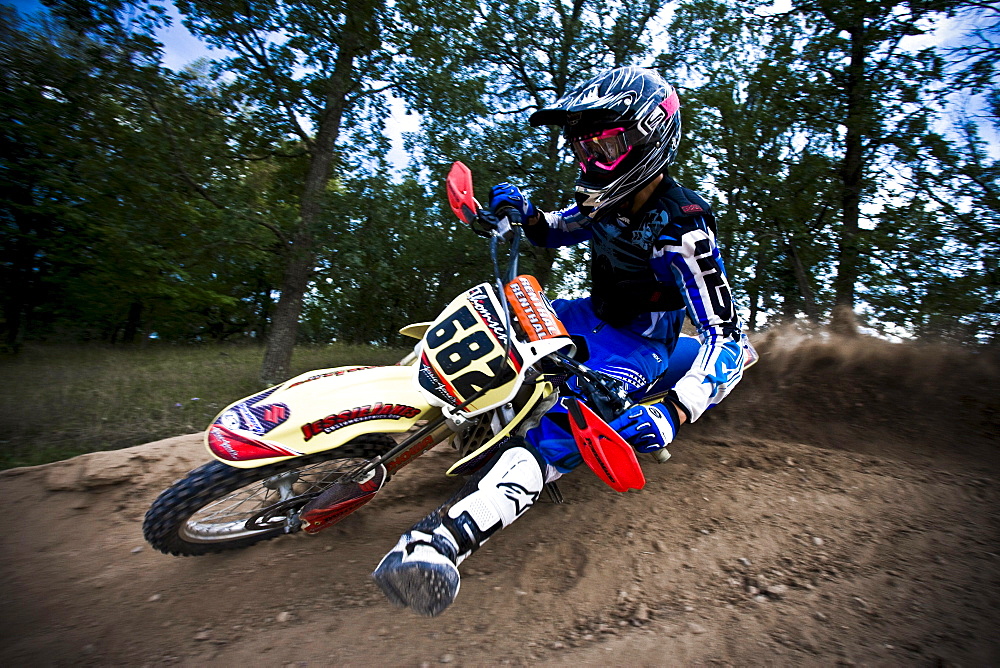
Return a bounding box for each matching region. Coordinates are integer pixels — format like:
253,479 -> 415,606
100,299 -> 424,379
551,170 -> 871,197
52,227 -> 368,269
569,126 -> 640,172
568,93 -> 680,173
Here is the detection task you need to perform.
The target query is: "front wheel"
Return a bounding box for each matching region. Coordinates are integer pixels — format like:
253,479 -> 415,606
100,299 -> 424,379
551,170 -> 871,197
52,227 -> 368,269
143,435 -> 394,556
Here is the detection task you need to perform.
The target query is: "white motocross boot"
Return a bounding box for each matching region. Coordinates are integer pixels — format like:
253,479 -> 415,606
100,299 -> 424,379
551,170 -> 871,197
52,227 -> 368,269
371,440 -> 545,616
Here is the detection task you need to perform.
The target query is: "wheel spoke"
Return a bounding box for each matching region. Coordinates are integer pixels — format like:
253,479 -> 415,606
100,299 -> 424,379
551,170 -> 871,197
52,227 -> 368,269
144,434 -> 398,556
178,459 -> 363,543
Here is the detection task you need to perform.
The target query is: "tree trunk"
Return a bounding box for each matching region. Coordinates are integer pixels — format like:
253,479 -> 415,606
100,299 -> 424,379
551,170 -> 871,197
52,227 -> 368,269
260,237 -> 316,385
748,242 -> 765,332
834,20 -> 866,310
258,8 -> 374,385
122,301 -> 143,344
775,221 -> 818,322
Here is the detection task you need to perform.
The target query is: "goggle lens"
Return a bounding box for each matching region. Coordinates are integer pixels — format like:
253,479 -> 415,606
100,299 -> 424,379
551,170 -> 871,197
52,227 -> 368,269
570,127 -> 632,171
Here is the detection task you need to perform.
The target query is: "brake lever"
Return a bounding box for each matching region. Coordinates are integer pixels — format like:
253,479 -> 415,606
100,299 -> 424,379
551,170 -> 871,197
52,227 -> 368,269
549,352 -> 629,422
494,206 -> 523,227
475,208 -> 519,243
472,208 -> 500,238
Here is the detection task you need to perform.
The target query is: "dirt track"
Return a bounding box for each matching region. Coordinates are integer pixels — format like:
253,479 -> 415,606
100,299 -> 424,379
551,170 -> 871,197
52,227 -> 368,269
1,333 -> 998,666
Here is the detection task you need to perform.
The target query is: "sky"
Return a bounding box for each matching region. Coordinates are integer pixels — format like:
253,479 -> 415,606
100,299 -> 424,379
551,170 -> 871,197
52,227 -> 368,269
155,2 -> 219,71
8,0 -> 219,70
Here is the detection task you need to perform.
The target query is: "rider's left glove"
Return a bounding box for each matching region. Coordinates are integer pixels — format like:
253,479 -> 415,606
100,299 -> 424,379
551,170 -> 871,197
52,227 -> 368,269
489,183 -> 537,224
610,402 -> 680,453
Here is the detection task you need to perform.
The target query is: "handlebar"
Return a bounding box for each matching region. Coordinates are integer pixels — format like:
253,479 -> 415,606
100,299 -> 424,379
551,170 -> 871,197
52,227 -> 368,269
486,217 -> 627,422
548,351 -> 629,422
445,160 -> 628,422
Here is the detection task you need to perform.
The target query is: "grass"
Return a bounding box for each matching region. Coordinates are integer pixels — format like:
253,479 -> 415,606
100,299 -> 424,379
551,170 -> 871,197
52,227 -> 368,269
0,343 -> 409,470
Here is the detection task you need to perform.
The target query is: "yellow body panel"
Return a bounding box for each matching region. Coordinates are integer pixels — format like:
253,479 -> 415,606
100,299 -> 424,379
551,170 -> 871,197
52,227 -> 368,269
205,365 -> 435,468
445,381 -> 553,476
399,322 -> 432,340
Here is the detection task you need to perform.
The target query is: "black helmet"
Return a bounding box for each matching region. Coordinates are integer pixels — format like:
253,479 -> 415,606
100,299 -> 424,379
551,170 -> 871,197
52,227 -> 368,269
530,67 -> 681,219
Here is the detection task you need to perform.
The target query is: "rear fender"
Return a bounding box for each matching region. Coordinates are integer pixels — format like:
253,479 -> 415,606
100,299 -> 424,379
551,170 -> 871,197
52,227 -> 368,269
205,365 -> 435,468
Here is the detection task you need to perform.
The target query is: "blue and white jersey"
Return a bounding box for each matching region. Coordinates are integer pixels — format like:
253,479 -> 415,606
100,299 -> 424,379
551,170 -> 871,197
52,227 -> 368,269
525,177 -> 745,422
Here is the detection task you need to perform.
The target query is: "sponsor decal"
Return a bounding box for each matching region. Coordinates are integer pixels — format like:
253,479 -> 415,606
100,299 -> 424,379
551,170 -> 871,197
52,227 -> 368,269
301,402 -> 422,441
287,366 -> 375,389
497,481 -> 540,517
583,436 -> 617,482
418,353 -> 460,407
386,433 -> 439,474
505,275 -> 568,341
465,286 -> 509,345
215,386 -> 290,436
636,103 -> 667,134
262,405 -> 287,423
208,424 -> 301,461
681,203 -> 704,214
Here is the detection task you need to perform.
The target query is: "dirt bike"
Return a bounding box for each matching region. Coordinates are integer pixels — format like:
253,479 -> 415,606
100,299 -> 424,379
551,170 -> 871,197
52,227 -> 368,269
143,161 -> 757,557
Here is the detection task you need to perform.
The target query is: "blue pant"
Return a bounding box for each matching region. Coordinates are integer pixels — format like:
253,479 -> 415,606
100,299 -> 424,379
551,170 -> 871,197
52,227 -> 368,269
525,298 -> 700,473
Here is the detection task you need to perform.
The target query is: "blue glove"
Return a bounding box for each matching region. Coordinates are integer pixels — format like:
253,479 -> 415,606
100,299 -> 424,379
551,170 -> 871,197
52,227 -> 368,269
489,183 -> 537,224
610,403 -> 680,453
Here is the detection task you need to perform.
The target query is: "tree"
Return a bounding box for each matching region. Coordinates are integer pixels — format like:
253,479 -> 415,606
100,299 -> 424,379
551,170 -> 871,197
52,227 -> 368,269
170,0 -> 480,384
660,0 -> 840,329
301,167 -> 497,346
788,1 -> 961,313
1,4 -> 257,347
944,1 -> 1000,95
661,0 -> 986,338
878,107 -> 1000,343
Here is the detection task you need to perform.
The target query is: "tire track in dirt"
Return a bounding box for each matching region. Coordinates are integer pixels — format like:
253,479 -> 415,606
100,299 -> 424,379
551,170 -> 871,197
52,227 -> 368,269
1,334 -> 997,666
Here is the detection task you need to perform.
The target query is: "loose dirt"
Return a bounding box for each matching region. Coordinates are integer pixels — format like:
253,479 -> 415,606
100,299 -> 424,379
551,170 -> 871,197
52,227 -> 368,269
1,332 -> 998,666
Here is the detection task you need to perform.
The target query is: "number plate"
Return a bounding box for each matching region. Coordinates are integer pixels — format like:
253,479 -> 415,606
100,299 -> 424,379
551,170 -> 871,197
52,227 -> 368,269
416,284 -> 524,415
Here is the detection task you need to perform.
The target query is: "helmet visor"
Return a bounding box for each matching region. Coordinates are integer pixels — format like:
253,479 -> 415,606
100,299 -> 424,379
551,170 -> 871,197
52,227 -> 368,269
570,127 -> 632,172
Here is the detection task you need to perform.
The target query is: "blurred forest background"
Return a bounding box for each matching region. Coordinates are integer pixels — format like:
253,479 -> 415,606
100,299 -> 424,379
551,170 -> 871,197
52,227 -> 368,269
2,0 -> 998,387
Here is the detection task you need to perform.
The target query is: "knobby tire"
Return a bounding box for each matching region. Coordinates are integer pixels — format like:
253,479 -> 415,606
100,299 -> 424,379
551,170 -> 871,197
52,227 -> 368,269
142,435 -> 394,556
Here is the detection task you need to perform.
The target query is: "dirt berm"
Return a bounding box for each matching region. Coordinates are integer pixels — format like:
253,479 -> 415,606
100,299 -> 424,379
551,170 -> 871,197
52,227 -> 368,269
1,332 -> 997,666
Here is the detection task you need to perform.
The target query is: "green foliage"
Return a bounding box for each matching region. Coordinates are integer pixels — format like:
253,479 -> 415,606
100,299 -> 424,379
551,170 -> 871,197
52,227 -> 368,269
0,7 -> 269,348
661,0 -> 840,326
166,0 -> 484,383
658,0 -> 995,343
301,171 -> 494,345
406,0 -> 673,290
866,110 -> 1000,343
3,0 -> 997,376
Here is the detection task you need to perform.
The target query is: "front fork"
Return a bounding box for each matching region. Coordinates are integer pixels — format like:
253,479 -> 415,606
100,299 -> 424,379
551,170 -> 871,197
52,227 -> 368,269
248,470 -> 314,533
251,413 -> 454,534
264,470 -> 302,502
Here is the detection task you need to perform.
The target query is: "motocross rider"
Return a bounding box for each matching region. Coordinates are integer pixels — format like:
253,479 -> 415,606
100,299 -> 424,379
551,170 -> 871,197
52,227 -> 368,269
372,66 -> 747,616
